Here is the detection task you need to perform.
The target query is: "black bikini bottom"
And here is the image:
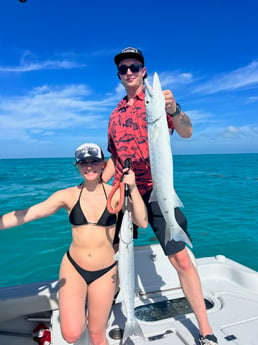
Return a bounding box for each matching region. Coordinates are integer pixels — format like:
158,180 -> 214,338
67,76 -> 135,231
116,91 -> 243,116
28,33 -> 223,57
66,251 -> 117,285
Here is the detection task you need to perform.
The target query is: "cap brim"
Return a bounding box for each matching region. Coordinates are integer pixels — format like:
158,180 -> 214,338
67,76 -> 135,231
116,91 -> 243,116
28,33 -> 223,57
76,157 -> 104,165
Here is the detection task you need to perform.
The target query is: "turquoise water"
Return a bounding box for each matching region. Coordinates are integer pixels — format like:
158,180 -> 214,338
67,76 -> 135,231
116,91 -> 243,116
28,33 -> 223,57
0,153 -> 257,287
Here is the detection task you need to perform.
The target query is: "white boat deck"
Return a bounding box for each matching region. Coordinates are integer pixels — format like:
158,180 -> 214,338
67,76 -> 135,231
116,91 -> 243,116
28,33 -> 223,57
0,244 -> 258,344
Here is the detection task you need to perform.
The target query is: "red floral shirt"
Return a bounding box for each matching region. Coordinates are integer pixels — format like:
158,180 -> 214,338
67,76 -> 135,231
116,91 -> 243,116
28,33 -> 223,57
107,89 -> 174,195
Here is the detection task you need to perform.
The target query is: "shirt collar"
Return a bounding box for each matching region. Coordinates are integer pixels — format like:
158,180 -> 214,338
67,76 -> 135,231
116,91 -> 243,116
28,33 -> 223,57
118,88 -> 145,108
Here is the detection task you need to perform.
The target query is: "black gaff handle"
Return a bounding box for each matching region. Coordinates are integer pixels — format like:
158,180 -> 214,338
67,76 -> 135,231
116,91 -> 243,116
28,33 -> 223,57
123,159 -> 131,208
123,158 -> 131,170
106,159 -> 132,214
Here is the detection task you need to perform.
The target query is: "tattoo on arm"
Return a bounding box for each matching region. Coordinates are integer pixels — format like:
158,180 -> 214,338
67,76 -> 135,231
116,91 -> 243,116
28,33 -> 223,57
180,113 -> 192,127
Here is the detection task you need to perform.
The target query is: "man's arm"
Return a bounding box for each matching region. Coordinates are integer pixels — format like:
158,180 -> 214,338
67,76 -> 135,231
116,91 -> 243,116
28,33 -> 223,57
169,111 -> 192,138
163,89 -> 192,138
102,156 -> 116,183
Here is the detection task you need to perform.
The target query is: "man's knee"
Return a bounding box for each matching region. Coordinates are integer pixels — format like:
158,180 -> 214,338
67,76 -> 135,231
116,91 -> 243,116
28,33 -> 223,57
168,248 -> 193,272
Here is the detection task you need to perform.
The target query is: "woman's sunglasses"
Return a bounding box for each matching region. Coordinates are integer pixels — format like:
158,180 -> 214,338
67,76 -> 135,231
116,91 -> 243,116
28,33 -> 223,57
118,64 -> 143,75
78,160 -> 101,167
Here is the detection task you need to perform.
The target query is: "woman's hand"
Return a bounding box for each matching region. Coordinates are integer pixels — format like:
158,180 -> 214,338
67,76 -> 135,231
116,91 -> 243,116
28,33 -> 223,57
121,168 -> 136,191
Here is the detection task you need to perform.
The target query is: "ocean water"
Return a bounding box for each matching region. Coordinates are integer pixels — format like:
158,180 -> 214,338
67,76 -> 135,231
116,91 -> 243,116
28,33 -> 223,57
0,153 -> 257,288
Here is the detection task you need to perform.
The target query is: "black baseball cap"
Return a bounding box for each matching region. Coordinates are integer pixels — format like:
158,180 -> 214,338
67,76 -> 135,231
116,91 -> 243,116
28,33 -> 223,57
114,47 -> 144,66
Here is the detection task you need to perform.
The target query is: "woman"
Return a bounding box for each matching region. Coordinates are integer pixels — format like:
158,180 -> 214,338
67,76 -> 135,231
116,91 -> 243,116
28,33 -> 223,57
0,142 -> 148,345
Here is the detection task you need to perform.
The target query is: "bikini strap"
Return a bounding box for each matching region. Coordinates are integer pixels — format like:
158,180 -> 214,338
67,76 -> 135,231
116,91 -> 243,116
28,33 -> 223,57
78,183 -> 84,200
79,182 -> 107,200
101,183 -> 108,200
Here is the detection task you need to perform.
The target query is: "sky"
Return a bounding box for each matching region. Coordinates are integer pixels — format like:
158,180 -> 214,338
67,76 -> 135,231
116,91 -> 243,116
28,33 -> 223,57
0,0 -> 257,158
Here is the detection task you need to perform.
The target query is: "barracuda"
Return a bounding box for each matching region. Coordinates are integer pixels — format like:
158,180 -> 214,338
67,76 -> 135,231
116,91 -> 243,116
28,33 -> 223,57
114,209 -> 145,344
144,72 -> 192,247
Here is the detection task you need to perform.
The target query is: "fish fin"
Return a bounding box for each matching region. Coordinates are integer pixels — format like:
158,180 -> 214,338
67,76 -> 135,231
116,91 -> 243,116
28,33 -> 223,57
114,289 -> 123,304
122,318 -> 146,344
114,251 -> 119,261
174,192 -> 184,208
165,224 -> 193,248
148,190 -> 157,203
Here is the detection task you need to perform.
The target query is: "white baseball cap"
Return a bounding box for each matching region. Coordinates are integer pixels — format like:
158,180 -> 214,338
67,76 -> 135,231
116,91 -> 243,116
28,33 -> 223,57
75,143 -> 104,164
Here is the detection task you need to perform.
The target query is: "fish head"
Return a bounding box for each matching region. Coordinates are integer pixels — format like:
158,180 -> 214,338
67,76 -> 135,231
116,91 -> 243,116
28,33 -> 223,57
144,72 -> 165,124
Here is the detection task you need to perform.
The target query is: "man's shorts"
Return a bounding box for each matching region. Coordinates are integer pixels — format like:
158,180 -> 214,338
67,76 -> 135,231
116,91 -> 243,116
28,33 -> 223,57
113,189 -> 191,256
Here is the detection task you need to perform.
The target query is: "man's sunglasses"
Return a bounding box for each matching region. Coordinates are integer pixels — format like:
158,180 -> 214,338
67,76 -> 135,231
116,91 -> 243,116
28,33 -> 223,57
118,64 -> 143,75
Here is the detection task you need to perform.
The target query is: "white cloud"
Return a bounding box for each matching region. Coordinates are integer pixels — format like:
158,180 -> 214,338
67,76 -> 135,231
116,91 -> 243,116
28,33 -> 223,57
0,60 -> 86,72
222,126 -> 242,138
0,50 -> 87,73
194,124 -> 258,141
0,84 -> 110,137
153,71 -> 195,89
0,57 -> 258,157
248,96 -> 258,103
194,60 -> 258,94
186,110 -> 214,124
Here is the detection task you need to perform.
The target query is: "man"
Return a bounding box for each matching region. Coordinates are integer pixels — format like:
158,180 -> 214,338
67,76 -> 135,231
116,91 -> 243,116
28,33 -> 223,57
103,47 -> 218,345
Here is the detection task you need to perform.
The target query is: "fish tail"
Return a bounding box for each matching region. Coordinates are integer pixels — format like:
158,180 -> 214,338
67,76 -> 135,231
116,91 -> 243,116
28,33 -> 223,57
114,289 -> 123,304
165,224 -> 193,248
148,189 -> 157,203
114,251 -> 119,261
122,319 -> 146,344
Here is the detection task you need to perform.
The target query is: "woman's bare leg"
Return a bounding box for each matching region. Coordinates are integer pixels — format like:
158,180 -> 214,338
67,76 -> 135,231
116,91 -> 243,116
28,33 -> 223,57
58,255 -> 88,343
87,265 -> 117,345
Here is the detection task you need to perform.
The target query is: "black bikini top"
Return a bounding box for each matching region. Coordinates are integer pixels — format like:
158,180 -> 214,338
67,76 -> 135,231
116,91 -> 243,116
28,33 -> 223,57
69,183 -> 116,227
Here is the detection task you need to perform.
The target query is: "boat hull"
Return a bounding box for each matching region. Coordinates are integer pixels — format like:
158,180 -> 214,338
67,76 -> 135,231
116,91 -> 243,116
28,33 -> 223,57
1,244 -> 258,344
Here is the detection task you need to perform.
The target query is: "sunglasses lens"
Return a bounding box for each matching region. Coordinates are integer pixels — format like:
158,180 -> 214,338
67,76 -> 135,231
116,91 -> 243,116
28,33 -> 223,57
118,65 -> 128,75
78,160 -> 100,166
130,64 -> 141,73
118,64 -> 143,75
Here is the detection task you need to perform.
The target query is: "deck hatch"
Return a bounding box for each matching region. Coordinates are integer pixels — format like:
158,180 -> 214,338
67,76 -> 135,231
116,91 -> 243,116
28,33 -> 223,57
135,297 -> 213,321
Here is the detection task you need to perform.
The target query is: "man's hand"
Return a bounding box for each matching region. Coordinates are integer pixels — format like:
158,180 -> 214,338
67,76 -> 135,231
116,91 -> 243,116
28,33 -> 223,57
163,89 -> 177,114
